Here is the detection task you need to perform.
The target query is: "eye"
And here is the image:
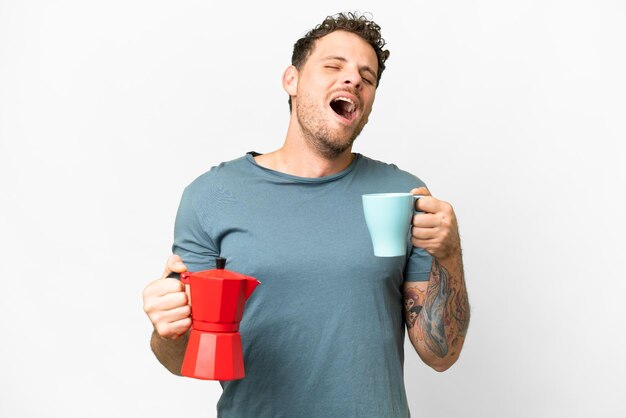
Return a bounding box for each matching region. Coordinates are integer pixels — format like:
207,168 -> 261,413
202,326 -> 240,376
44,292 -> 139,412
325,65 -> 340,70
364,78 -> 374,85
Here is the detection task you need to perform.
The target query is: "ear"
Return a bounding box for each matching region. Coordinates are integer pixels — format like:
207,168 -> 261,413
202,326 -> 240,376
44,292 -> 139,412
282,65 -> 298,97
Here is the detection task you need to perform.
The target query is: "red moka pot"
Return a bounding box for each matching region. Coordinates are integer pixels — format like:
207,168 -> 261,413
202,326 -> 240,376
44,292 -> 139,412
180,258 -> 260,380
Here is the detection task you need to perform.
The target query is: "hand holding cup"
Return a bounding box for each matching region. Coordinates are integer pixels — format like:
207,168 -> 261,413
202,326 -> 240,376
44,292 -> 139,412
409,187 -> 461,261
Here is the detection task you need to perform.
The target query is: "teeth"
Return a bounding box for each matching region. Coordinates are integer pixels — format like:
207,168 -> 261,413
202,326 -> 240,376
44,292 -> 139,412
334,96 -> 355,113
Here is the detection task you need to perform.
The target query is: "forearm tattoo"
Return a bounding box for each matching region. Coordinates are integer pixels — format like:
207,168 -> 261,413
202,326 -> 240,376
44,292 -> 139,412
404,259 -> 470,359
403,286 -> 426,329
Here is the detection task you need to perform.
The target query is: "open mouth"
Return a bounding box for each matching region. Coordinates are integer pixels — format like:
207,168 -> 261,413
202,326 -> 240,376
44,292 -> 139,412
330,96 -> 357,121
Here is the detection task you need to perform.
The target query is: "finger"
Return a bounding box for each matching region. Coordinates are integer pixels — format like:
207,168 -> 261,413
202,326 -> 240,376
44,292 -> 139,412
142,279 -> 184,310
143,283 -> 187,315
156,304 -> 191,324
414,196 -> 445,215
167,317 -> 192,339
411,226 -> 438,241
155,316 -> 192,339
410,187 -> 431,197
411,237 -> 436,252
145,277 -> 185,298
412,213 -> 441,228
154,291 -> 189,311
161,254 -> 187,279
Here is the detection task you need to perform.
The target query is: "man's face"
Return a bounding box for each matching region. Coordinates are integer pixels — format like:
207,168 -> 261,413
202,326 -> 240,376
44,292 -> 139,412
290,30 -> 379,159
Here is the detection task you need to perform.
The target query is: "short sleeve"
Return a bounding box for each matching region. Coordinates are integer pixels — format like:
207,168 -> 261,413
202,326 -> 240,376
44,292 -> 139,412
403,245 -> 432,282
172,186 -> 219,272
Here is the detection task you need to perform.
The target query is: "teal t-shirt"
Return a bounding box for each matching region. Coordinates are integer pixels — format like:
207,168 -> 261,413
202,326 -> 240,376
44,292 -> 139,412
173,153 -> 432,418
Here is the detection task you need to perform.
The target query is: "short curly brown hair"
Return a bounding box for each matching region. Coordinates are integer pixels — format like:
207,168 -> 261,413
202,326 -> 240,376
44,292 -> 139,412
288,12 -> 390,110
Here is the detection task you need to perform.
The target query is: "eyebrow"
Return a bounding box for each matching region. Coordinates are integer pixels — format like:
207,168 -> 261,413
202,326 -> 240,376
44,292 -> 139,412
322,56 -> 378,80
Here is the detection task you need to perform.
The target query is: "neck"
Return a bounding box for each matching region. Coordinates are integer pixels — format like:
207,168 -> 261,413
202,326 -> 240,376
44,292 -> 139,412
254,116 -> 355,178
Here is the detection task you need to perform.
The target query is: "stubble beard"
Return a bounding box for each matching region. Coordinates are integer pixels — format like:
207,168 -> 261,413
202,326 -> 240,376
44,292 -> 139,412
295,94 -> 367,160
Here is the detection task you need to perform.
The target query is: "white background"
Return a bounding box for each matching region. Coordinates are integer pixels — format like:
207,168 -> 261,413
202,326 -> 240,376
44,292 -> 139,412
1,1 -> 625,417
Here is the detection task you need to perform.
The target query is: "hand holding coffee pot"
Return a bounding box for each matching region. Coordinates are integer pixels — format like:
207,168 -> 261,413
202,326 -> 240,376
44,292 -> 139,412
143,255 -> 260,380
143,255 -> 191,340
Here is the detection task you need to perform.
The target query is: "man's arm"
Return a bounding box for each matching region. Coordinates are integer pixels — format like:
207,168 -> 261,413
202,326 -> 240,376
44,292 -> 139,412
403,255 -> 469,371
405,188 -> 470,371
150,329 -> 189,376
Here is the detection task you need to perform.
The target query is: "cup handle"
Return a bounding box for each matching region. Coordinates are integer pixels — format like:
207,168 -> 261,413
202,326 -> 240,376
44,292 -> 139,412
413,194 -> 425,214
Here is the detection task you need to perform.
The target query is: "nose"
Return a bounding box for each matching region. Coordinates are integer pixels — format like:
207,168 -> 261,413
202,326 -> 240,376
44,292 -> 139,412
342,67 -> 362,89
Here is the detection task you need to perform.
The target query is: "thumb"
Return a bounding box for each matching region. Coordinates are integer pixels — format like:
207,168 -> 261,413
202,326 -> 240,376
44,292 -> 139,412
161,254 -> 188,279
410,186 -> 431,197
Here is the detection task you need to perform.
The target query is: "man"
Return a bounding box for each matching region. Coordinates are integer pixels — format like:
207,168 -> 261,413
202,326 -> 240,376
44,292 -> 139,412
143,12 -> 470,417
